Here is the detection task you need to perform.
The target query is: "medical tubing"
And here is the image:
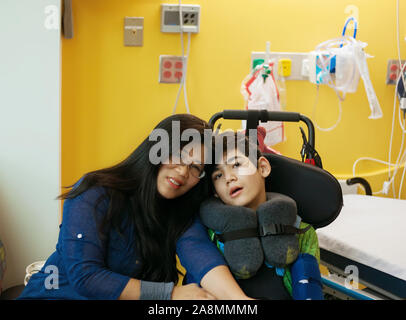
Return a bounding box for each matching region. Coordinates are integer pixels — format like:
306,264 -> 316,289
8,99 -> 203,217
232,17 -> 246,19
395,149 -> 406,197
387,67 -> 406,187
351,73 -> 405,197
335,37 -> 358,96
352,157 -> 398,177
312,85 -> 343,132
173,0 -> 191,114
178,0 -> 191,114
183,32 -> 191,114
391,0 -> 406,196
341,17 -> 358,46
353,43 -> 382,119
399,101 -> 406,133
350,155 -> 406,196
350,13 -> 404,195
172,81 -> 184,114
399,153 -> 406,198
386,67 -> 406,196
397,0 -> 406,94
315,49 -> 345,101
314,37 -> 357,101
388,70 -> 401,180
172,1 -> 185,115
393,123 -> 406,177
394,146 -> 406,197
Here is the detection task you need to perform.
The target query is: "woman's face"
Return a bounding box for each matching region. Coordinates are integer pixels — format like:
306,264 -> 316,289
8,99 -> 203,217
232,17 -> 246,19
157,143 -> 206,199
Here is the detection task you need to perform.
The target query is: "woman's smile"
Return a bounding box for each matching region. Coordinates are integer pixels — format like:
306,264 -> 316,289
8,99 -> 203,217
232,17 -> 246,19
167,176 -> 184,189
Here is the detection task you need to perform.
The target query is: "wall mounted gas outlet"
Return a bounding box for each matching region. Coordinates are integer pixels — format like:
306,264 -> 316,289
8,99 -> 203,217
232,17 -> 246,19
159,55 -> 184,83
386,59 -> 406,85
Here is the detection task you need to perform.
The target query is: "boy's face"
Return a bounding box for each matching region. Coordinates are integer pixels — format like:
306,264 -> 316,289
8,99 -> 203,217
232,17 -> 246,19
211,148 -> 271,210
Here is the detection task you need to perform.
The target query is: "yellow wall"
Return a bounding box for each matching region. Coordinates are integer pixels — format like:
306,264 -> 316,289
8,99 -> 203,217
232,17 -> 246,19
62,0 -> 406,199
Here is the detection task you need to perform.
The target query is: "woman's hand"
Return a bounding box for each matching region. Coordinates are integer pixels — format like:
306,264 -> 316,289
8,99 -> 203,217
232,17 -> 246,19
171,283 -> 217,300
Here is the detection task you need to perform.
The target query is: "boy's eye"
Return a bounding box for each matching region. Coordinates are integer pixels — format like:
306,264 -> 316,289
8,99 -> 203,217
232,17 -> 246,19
232,161 -> 241,168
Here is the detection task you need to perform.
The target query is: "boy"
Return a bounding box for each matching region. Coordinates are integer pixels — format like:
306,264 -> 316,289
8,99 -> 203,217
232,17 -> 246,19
200,131 -> 323,300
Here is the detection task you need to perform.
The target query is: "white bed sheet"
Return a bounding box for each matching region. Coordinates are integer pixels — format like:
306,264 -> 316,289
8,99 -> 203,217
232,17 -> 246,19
316,194 -> 406,281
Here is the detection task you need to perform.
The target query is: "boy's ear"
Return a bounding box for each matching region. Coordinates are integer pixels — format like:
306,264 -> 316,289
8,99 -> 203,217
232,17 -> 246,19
214,193 -> 219,198
258,156 -> 271,178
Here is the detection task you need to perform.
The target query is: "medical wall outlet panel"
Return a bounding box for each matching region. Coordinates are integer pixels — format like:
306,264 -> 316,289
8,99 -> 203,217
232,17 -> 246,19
386,59 -> 406,85
159,55 -> 184,83
278,58 -> 292,77
124,17 -> 143,46
161,4 -> 200,33
251,52 -> 309,80
307,51 -> 334,85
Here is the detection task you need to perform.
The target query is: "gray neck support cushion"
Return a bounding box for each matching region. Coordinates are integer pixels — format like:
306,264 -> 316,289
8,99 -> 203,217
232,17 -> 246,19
200,192 -> 309,279
200,198 -> 263,279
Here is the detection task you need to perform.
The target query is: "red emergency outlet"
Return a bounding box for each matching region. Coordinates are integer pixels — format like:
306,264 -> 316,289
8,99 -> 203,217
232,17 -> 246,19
159,55 -> 184,83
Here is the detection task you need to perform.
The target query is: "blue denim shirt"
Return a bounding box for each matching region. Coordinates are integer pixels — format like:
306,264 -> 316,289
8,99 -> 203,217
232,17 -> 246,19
18,184 -> 225,300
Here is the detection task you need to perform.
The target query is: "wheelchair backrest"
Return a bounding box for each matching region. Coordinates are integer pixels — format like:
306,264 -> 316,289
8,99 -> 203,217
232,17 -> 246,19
264,153 -> 343,229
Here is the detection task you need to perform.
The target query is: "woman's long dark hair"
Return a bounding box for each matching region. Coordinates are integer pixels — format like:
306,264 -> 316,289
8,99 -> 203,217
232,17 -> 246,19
58,114 -> 212,284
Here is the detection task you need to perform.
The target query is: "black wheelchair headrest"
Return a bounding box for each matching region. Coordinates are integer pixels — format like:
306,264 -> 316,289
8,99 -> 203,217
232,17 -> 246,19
264,153 -> 343,229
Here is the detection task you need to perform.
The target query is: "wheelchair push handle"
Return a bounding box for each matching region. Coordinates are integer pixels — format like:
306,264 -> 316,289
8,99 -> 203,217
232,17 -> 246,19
208,109 -> 315,149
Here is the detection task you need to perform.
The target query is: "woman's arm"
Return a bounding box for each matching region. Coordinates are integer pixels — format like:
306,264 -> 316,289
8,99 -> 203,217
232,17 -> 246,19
176,217 -> 251,300
118,278 -> 141,300
60,188 -> 132,299
201,265 -> 251,300
118,278 -> 216,300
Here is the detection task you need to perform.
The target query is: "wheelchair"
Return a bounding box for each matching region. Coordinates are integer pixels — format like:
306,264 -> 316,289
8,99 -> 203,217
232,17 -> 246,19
205,109 -> 344,300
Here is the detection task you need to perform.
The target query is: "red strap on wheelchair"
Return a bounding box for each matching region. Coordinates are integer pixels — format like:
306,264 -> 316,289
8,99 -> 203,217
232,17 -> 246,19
305,159 -> 315,166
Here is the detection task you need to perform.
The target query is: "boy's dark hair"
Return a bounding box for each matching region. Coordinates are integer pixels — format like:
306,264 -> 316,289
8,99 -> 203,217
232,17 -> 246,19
212,130 -> 262,163
206,130 -> 262,194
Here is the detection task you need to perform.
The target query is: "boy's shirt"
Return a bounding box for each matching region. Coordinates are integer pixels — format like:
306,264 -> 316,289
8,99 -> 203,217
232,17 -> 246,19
207,220 -> 320,297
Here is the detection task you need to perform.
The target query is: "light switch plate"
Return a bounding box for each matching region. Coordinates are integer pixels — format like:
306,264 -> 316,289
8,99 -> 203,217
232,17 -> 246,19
124,17 -> 143,46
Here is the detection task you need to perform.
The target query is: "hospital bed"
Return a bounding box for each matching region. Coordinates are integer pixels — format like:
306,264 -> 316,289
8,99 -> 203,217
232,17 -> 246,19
208,109 -> 406,300
318,194 -> 406,300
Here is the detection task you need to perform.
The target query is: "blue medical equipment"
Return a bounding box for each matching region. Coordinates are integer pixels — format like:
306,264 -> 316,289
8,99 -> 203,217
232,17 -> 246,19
291,254 -> 324,300
309,17 -> 382,121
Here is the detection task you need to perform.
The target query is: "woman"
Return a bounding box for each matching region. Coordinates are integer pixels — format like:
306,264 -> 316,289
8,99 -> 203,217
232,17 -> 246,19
18,114 -> 249,300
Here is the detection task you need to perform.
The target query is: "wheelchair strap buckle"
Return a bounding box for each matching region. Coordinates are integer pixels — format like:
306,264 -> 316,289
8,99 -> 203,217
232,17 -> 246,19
259,223 -> 311,236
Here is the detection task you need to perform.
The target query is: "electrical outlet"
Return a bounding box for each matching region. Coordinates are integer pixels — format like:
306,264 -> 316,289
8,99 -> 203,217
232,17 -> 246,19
386,59 -> 405,85
161,4 -> 200,33
159,55 -> 184,83
251,52 -> 309,80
